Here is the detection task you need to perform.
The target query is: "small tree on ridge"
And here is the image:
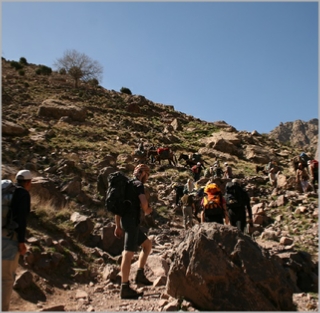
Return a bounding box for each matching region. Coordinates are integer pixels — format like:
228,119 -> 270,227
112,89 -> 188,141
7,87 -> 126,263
54,49 -> 103,88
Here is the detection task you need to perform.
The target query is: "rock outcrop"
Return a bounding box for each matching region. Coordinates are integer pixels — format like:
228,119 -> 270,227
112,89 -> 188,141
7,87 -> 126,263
166,223 -> 296,311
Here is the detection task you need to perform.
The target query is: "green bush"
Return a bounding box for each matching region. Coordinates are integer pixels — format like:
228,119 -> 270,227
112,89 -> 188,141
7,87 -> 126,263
10,61 -> 23,70
18,70 -> 25,76
19,57 -> 28,65
88,78 -> 99,86
35,65 -> 52,75
120,87 -> 132,95
59,68 -> 67,75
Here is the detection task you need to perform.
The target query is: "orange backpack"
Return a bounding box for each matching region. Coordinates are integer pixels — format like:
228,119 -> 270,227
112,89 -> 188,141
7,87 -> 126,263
203,194 -> 224,216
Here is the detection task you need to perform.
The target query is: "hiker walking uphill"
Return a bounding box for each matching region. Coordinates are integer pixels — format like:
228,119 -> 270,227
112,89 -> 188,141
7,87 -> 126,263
2,170 -> 32,311
180,190 -> 195,230
223,162 -> 233,179
113,164 -> 153,299
225,179 -> 253,233
308,160 -> 318,192
172,183 -> 184,207
200,183 -> 229,225
296,162 -> 310,194
191,162 -> 203,182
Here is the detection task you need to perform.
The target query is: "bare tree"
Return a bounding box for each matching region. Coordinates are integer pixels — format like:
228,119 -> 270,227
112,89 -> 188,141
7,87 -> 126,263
54,49 -> 103,88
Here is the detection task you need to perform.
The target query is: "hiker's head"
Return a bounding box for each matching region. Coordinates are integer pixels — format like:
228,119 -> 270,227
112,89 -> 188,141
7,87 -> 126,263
224,162 -> 228,166
15,169 -> 32,190
232,178 -> 240,184
204,183 -> 220,195
298,162 -> 303,169
197,162 -> 201,167
133,164 -> 150,183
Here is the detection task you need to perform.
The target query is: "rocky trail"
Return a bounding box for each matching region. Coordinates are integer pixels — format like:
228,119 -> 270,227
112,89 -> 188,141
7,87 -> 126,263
1,57 -> 318,311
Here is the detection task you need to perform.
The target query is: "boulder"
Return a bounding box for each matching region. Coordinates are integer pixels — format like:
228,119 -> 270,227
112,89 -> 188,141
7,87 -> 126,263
38,99 -> 87,121
101,223 -> 124,256
2,120 -> 28,136
166,223 -> 295,311
29,177 -> 67,209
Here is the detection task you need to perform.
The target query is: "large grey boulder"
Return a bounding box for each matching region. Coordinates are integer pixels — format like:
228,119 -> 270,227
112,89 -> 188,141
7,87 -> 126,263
166,223 -> 296,311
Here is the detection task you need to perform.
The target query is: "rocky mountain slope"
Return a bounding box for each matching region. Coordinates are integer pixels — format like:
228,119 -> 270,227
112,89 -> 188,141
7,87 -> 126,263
1,57 -> 319,311
269,119 -> 319,155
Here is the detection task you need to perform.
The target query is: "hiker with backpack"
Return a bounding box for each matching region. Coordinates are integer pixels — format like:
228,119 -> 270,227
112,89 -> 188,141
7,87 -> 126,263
213,164 -> 223,178
172,183 -> 184,207
191,162 -> 203,182
225,179 -> 253,233
200,183 -> 229,225
113,164 -> 153,299
180,190 -> 195,230
308,160 -> 318,192
2,170 -> 32,311
296,162 -> 310,193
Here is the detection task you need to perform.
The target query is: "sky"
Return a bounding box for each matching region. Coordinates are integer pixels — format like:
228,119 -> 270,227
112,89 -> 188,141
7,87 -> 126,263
1,1 -> 318,134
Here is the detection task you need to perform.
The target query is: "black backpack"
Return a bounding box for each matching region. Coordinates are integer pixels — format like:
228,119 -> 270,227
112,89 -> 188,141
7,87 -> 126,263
2,179 -> 19,234
225,182 -> 245,211
105,172 -> 137,217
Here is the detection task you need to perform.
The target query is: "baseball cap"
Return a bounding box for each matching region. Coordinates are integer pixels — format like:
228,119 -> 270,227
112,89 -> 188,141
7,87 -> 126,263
15,169 -> 32,181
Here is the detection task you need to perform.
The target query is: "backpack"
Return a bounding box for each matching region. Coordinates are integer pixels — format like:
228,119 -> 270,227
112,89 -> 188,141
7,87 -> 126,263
311,160 -> 318,170
105,172 -> 137,217
191,165 -> 198,173
2,179 -> 19,233
225,182 -> 245,211
203,194 -> 224,216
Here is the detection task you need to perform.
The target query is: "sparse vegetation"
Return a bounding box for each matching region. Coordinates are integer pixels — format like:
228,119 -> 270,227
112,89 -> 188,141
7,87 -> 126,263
54,49 -> 103,88
19,56 -> 28,65
35,65 -> 52,75
10,60 -> 23,70
120,87 -> 132,95
1,57 -> 318,311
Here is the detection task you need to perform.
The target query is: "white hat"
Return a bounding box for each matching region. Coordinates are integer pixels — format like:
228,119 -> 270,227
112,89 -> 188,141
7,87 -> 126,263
224,162 -> 228,165
15,170 -> 32,181
197,162 -> 201,166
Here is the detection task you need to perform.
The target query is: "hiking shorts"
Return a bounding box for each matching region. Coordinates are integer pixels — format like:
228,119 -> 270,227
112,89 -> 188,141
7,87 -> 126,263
121,215 -> 148,252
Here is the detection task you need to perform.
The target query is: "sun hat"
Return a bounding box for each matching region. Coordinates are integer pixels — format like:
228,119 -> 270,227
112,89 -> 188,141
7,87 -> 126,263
15,169 -> 32,181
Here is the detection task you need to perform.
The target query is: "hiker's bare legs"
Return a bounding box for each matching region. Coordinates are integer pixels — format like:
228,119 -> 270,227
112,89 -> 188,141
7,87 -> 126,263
121,250 -> 134,283
138,238 -> 152,269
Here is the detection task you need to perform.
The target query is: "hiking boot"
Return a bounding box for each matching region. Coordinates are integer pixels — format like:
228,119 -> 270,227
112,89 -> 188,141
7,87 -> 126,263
135,269 -> 153,286
120,283 -> 143,299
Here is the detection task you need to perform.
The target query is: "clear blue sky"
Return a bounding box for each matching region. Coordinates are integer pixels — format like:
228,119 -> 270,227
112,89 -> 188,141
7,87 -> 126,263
1,1 -> 318,133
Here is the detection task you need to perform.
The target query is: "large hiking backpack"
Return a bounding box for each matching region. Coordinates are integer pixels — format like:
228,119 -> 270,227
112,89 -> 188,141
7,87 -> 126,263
2,179 -> 19,232
105,172 -> 137,217
203,194 -> 224,216
225,182 -> 245,211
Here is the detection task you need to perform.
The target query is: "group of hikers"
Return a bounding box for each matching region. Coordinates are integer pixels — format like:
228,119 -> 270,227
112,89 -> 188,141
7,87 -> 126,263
191,160 -> 233,182
257,152 -> 319,193
2,146 -> 318,307
294,152 -> 318,193
173,177 -> 253,232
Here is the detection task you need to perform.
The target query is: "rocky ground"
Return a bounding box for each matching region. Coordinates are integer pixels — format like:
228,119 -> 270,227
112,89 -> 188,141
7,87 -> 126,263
1,57 -> 319,311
